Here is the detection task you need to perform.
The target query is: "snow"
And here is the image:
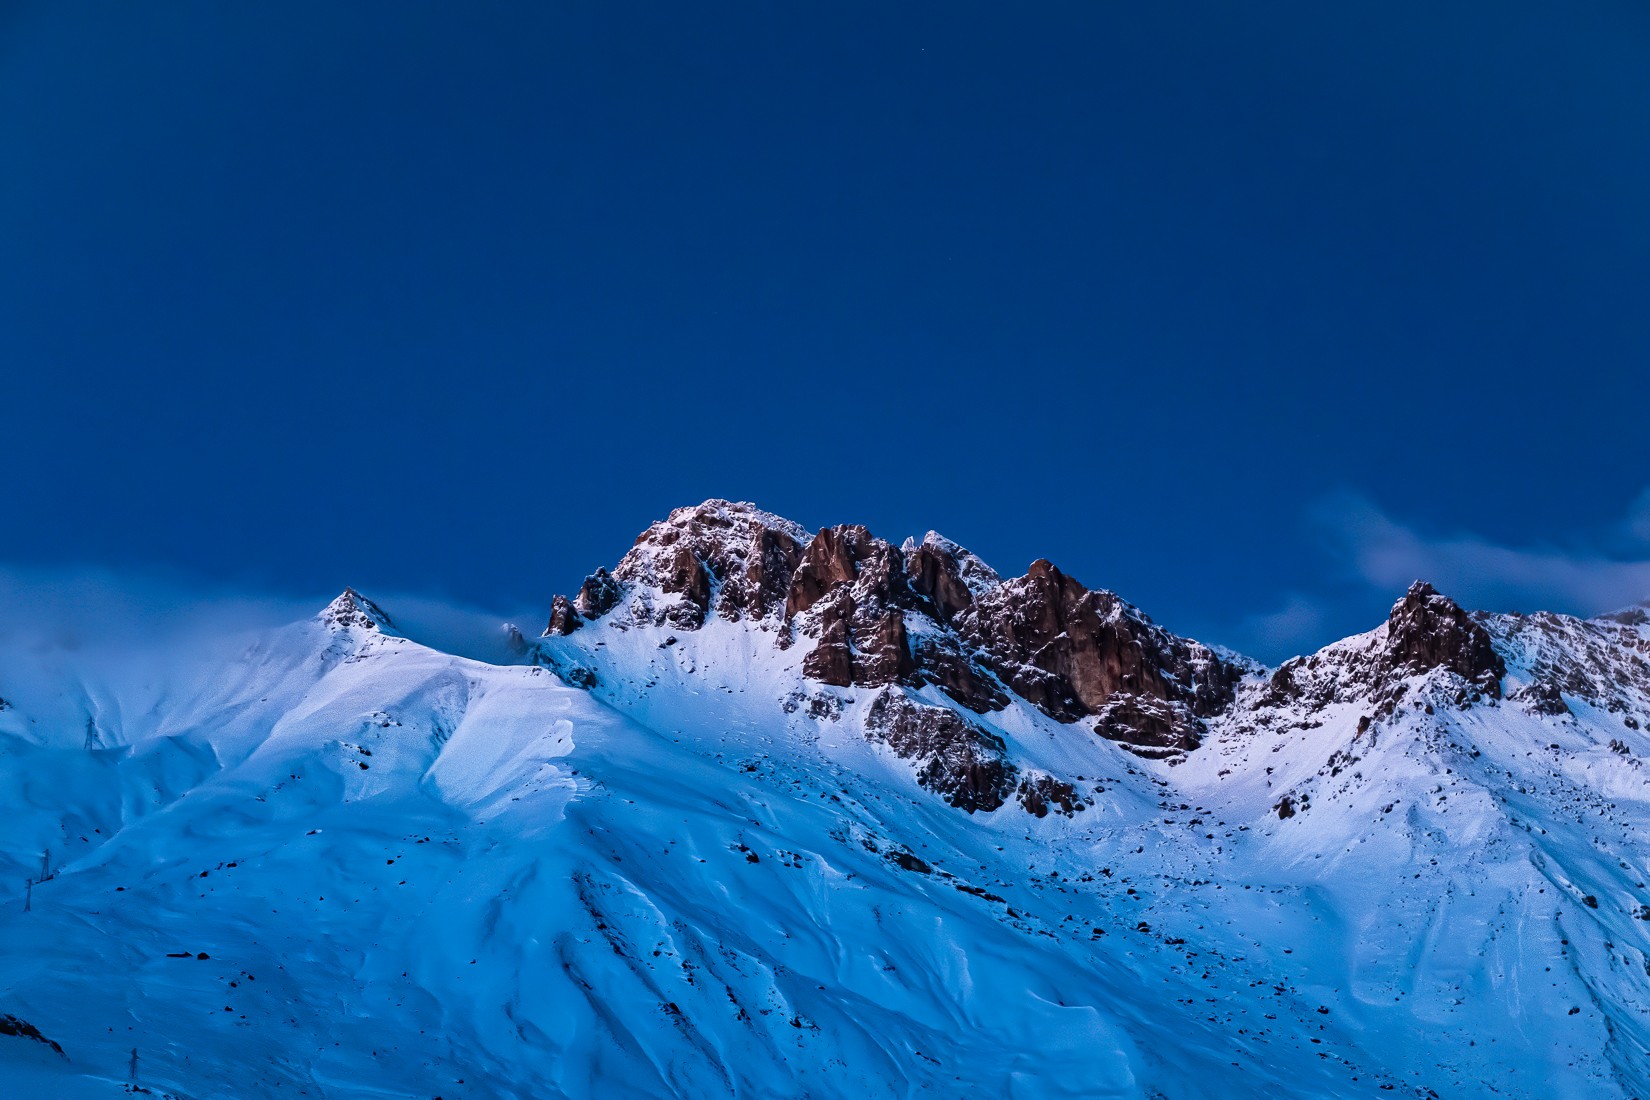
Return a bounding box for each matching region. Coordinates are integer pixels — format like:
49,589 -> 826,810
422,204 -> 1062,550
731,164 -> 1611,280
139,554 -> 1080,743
2,593 -> 1649,1097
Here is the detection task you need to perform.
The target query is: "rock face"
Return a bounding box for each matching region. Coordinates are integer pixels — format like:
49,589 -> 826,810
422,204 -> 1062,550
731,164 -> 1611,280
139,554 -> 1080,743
543,594 -> 580,637
785,525 -> 918,688
604,501 -> 809,629
902,531 -> 1000,622
956,560 -> 1239,752
574,568 -> 622,620
779,532 -> 1239,752
1383,582 -> 1504,696
863,690 -> 1016,813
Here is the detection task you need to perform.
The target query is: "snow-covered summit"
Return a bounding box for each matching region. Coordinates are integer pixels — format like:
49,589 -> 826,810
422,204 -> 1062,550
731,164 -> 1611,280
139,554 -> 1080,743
316,587 -> 395,633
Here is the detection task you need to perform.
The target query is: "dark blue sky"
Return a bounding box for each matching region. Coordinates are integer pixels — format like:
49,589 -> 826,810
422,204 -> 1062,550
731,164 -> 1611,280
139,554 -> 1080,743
5,2 -> 1649,659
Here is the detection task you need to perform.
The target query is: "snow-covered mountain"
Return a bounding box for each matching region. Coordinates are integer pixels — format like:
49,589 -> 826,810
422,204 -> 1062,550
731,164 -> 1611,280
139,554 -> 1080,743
5,499 -> 1650,1099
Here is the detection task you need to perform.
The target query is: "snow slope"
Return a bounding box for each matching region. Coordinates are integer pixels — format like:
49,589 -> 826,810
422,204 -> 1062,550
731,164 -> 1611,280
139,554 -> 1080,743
3,560 -> 1650,1098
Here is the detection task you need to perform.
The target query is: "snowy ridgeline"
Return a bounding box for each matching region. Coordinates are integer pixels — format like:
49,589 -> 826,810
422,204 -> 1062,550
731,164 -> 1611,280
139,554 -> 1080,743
3,548 -> 1650,1096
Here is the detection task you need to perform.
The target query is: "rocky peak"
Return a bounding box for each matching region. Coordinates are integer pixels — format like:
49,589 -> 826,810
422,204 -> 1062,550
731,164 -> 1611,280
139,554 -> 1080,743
902,531 -> 999,623
598,500 -> 810,630
545,501 -> 808,634
542,501 -> 1242,753
1382,581 -> 1504,696
1261,581 -> 1505,718
319,588 -> 394,633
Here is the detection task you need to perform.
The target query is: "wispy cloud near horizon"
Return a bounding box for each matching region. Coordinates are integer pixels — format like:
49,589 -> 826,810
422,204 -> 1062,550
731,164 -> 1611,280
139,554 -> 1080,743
1211,489 -> 1650,664
1313,490 -> 1650,616
0,563 -> 539,666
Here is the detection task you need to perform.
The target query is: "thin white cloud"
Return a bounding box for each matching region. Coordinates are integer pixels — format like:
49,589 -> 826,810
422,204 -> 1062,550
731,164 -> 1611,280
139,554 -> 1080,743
1312,490 -> 1650,617
1219,593 -> 1332,663
0,564 -> 534,665
1207,489 -> 1650,664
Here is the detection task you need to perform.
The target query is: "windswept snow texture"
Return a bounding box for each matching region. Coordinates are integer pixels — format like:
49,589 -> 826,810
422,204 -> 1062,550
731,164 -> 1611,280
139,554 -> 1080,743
4,573 -> 1650,1097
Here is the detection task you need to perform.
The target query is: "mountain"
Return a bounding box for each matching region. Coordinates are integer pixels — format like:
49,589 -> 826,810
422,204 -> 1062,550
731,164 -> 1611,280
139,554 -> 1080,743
3,499 -> 1650,1098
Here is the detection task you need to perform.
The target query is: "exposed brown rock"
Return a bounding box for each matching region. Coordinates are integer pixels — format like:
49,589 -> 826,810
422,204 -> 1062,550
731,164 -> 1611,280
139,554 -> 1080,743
904,537 -> 976,623
786,525 -> 912,618
863,690 -> 1017,813
1091,693 -> 1203,756
1384,582 -> 1505,696
798,588 -> 915,688
908,633 -> 1010,712
788,525 -> 919,689
720,526 -> 806,622
544,594 -> 581,636
610,500 -> 809,627
799,592 -> 855,686
956,560 -> 1238,741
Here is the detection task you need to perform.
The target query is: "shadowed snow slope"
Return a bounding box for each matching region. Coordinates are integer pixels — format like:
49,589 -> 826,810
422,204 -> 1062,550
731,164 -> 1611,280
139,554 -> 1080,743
4,505 -> 1650,1098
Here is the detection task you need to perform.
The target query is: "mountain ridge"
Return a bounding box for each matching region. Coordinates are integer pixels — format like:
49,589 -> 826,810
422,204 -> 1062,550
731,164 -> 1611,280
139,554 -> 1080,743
3,499 -> 1649,1098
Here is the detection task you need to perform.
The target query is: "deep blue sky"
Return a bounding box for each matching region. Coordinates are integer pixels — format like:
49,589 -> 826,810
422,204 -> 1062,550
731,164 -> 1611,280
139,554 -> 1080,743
5,2 -> 1649,659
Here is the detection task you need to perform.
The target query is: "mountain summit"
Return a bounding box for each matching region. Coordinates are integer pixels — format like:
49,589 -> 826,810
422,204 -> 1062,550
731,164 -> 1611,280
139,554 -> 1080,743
3,500 -> 1650,1099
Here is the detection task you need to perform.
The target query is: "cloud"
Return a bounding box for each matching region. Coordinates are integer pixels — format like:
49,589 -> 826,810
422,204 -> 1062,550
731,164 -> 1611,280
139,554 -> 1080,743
0,563 -> 535,666
1208,488 -> 1650,664
1311,490 -> 1650,617
1218,593 -> 1332,663
0,563 -> 312,652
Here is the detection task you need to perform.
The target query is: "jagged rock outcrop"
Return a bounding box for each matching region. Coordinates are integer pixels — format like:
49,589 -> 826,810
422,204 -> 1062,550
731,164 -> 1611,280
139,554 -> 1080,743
785,525 -> 918,687
545,501 -> 1241,752
902,531 -> 1000,623
544,594 -> 580,636
1261,581 -> 1505,719
1091,694 -> 1204,756
1383,582 -> 1504,696
956,560 -> 1238,750
784,524 -> 1012,705
561,501 -> 808,630
574,568 -> 622,620
863,690 -> 1017,813
783,532 -> 1236,749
